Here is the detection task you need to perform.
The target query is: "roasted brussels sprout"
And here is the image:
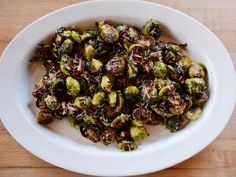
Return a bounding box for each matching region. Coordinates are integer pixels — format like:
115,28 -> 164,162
44,95 -> 59,110
101,76 -> 112,92
99,21 -> 119,43
58,39 -> 73,56
111,113 -> 129,129
106,56 -> 125,76
185,78 -> 206,94
88,59 -> 103,73
153,61 -> 167,78
142,19 -> 161,38
80,124 -> 101,143
186,107 -> 202,120
118,140 -> 138,151
130,126 -> 148,141
37,110 -> 54,124
127,62 -> 138,79
100,128 -> 116,145
66,77 -> 80,97
189,62 -> 206,78
108,91 -> 117,107
60,54 -> 70,75
74,96 -> 91,109
84,45 -> 95,60
32,19 -> 209,151
91,91 -> 105,107
124,86 -> 140,99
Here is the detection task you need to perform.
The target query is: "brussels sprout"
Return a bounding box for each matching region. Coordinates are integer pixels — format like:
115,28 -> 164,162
114,91 -> 124,113
100,128 -> 116,145
166,116 -> 184,132
116,24 -> 128,34
106,56 -> 125,76
66,77 -> 80,97
128,27 -> 140,41
101,76 -> 112,92
130,126 -> 148,141
91,91 -> 105,107
185,78 -> 206,94
132,107 -> 153,122
178,56 -> 192,69
111,113 -> 129,129
124,86 -> 140,99
194,90 -> 209,105
84,45 -> 95,60
44,95 -> 59,110
74,96 -> 91,109
164,51 -> 176,64
80,124 -> 101,142
58,39 -> 73,56
83,115 -> 98,125
153,61 -> 167,78
67,116 -> 77,128
142,19 -> 161,38
152,107 -> 175,118
127,62 -> 138,79
166,43 -> 181,54
62,30 -> 72,37
189,62 -> 206,78
158,85 -> 175,97
138,36 -> 155,48
60,54 -> 70,75
108,91 -> 117,107
132,119 -> 144,127
168,92 -> 182,105
80,30 -> 97,41
141,82 -> 158,101
88,59 -> 103,73
37,110 -> 54,124
186,107 -> 202,120
118,140 -> 138,151
71,31 -> 82,43
99,21 -> 119,43
169,103 -> 186,114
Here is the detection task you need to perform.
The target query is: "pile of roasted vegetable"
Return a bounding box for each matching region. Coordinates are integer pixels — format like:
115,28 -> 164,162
32,19 -> 209,151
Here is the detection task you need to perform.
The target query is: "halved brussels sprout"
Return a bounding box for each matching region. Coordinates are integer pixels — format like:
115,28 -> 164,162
169,103 -> 186,115
142,19 -> 161,38
138,36 -> 155,48
108,91 -> 117,107
71,31 -> 82,43
168,92 -> 182,105
99,21 -> 119,43
130,126 -> 148,141
84,45 -> 95,60
37,110 -> 54,124
91,91 -> 105,107
66,77 -> 80,97
158,85 -> 175,97
166,116 -> 184,132
60,54 -> 70,75
132,119 -> 144,127
128,27 -> 140,41
194,90 -> 209,105
141,81 -> 158,101
127,62 -> 138,79
118,140 -> 138,151
88,59 -> 103,73
166,43 -> 181,54
58,39 -> 73,56
185,78 -> 206,94
44,95 -> 59,110
80,124 -> 101,143
151,106 -> 175,118
101,76 -> 112,92
124,86 -> 140,99
100,128 -> 116,145
74,96 -> 91,109
132,107 -> 153,123
106,56 -> 125,76
178,56 -> 192,69
111,113 -> 129,129
189,62 -> 206,78
114,91 -> 124,113
186,107 -> 202,120
153,61 -> 167,78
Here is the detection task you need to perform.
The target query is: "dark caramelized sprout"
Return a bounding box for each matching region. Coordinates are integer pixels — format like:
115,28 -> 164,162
32,19 -> 209,151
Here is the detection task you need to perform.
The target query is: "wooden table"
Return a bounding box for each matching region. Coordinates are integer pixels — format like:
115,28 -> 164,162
0,0 -> 235,176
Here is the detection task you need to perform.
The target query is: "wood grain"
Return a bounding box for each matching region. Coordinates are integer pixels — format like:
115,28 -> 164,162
0,0 -> 235,177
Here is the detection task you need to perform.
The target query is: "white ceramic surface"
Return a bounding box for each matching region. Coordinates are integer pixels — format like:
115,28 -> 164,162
0,0 -> 235,176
